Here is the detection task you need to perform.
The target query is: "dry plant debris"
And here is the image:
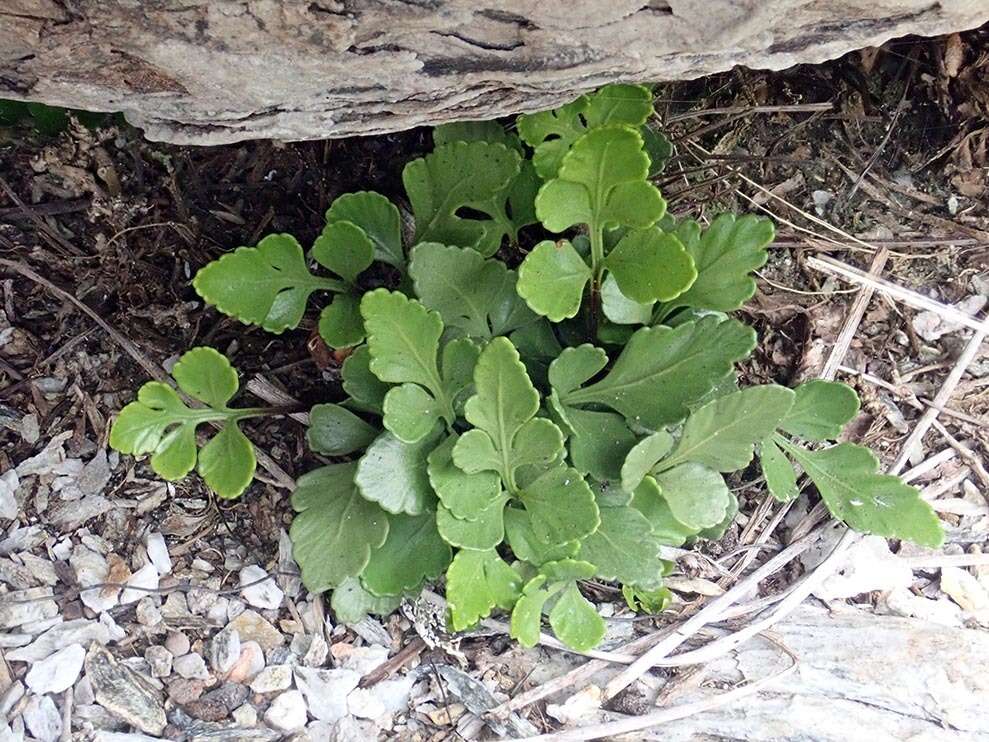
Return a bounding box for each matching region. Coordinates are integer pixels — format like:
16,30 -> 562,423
1,25 -> 989,742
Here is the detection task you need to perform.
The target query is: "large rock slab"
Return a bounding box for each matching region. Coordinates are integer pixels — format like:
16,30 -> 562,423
2,1 -> 987,144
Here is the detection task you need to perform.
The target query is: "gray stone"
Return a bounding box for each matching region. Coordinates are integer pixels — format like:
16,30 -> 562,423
174,653 -> 210,680
209,627 -> 241,674
0,680 -> 24,716
165,631 -> 191,657
335,645 -> 389,676
19,615 -> 62,635
294,667 -> 360,723
227,611 -> 283,653
74,703 -> 128,732
7,618 -> 109,662
161,592 -> 191,619
75,676 -> 95,705
78,449 -> 112,496
302,634 -> 328,668
135,597 -> 162,627
13,553 -> 58,586
263,690 -> 307,733
346,687 -> 385,721
184,683 -> 250,723
372,675 -> 415,716
167,678 -> 205,705
331,716 -> 381,742
0,470 -> 17,520
250,665 -> 293,694
85,644 -> 167,736
187,587 -> 218,616
25,643 -> 85,694
0,586 -> 57,628
239,565 -> 283,610
22,694 -> 62,742
49,494 -> 112,530
0,525 -> 45,555
232,704 -> 258,727
144,645 -> 173,678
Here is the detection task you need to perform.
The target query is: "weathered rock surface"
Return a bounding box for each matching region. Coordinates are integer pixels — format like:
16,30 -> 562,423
2,1 -> 987,145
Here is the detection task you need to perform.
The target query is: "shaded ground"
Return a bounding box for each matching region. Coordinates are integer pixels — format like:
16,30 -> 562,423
0,26 -> 987,741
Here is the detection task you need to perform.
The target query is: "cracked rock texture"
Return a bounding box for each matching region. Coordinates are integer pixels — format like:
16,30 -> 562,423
2,1 -> 988,144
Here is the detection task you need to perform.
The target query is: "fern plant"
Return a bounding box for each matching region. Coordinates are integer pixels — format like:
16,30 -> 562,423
110,84 -> 943,652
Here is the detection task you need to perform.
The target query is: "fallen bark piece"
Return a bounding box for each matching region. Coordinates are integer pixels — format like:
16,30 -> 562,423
644,604 -> 989,741
2,2 -> 987,144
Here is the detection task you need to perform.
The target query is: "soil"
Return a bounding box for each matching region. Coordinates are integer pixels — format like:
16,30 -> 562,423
1,25 -> 987,740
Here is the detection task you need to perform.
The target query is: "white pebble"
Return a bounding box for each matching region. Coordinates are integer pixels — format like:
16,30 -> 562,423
264,690 -> 307,732
240,565 -> 283,610
172,653 -> 210,680
145,532 -> 172,576
120,564 -> 159,605
25,644 -> 85,694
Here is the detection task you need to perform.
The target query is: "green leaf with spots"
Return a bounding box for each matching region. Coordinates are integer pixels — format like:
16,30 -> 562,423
620,431 -> 674,493
565,408 -> 638,482
431,123 -> 540,243
504,507 -> 579,566
311,220 -> 374,285
518,84 -> 654,179
362,512 -> 452,596
510,575 -> 552,647
775,438 -> 943,547
630,476 -> 700,546
382,384 -> 443,444
652,463 -> 731,531
193,234 -> 346,333
290,462 -> 390,592
780,380 -> 860,441
109,347 -> 257,499
642,126 -> 673,176
548,345 -> 608,396
446,549 -> 522,630
519,466 -> 600,546
558,317 -> 756,429
516,240 -> 592,321
623,583 -> 673,614
197,422 -> 255,499
601,273 -> 654,325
